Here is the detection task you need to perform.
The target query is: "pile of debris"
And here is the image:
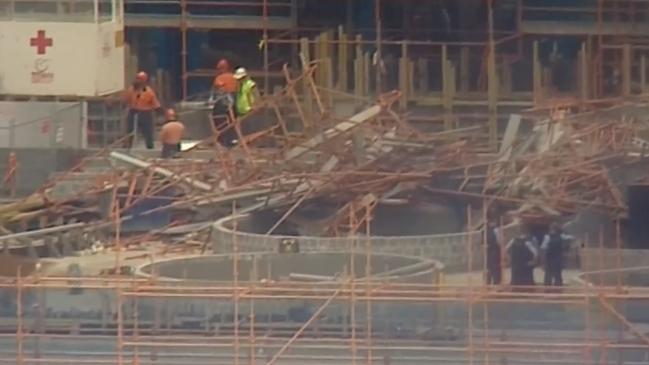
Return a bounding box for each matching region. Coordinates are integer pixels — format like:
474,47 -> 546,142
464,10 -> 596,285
1,65 -> 649,257
483,110 -> 638,220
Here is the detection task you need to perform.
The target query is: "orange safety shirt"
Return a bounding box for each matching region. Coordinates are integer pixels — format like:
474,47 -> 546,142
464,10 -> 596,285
124,86 -> 161,112
213,72 -> 237,93
160,121 -> 185,145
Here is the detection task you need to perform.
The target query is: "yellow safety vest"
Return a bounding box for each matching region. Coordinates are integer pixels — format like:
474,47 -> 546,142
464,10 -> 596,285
236,79 -> 256,116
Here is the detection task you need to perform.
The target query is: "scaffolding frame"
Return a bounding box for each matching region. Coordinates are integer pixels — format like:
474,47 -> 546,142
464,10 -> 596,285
5,221 -> 649,365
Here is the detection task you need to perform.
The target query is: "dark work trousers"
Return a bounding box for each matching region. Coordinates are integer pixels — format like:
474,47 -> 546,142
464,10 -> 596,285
212,95 -> 238,148
127,109 -> 155,149
510,240 -> 535,291
543,260 -> 563,287
161,143 -> 180,159
486,245 -> 502,285
511,263 -> 535,287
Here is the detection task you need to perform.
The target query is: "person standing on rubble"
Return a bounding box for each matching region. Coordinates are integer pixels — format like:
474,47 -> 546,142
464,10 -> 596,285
506,229 -> 539,290
233,67 -> 260,117
123,71 -> 161,149
159,108 -> 185,159
211,77 -> 238,148
210,59 -> 237,102
541,222 -> 574,287
484,220 -> 502,285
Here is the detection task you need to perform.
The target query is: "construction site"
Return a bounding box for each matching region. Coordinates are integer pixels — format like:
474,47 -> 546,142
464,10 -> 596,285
3,0 -> 649,364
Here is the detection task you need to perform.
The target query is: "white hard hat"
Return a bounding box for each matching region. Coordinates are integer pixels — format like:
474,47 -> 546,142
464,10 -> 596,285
233,67 -> 248,80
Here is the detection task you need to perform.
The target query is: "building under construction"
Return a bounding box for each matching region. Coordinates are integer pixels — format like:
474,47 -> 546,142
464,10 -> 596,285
2,1 -> 649,365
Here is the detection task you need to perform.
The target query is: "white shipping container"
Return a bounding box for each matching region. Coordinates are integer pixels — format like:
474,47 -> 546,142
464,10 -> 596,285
0,0 -> 125,96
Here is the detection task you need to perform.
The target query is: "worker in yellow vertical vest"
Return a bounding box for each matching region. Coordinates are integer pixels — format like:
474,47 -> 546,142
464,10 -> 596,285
233,67 -> 260,117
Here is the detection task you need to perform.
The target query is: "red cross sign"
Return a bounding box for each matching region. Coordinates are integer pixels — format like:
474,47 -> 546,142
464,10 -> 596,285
30,30 -> 53,55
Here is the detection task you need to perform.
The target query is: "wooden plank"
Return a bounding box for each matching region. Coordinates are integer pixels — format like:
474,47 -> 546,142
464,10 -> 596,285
109,151 -> 213,192
315,34 -> 323,86
324,57 -> 334,106
299,37 -> 313,115
499,114 -> 522,156
337,26 -> 348,91
320,32 -> 330,89
354,35 -> 363,101
284,105 -> 382,161
240,156 -> 339,214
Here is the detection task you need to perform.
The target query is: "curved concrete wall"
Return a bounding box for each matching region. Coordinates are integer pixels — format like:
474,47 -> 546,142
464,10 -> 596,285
212,214 -> 496,271
139,252 -> 443,284
133,251 -> 445,332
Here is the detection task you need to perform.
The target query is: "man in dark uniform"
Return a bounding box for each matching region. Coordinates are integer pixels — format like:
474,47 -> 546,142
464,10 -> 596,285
541,223 -> 574,287
484,221 -> 502,285
506,231 -> 539,290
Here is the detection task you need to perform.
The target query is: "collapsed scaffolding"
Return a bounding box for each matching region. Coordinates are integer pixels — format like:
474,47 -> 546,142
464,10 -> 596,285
0,61 -> 649,364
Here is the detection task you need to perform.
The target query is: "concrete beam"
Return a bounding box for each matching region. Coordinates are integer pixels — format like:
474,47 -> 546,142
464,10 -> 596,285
109,151 -> 213,192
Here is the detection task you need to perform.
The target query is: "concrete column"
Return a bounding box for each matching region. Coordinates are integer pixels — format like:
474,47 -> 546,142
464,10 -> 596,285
622,44 -> 632,97
533,41 -> 543,104
579,42 -> 590,101
641,55 -> 647,94
459,47 -> 470,93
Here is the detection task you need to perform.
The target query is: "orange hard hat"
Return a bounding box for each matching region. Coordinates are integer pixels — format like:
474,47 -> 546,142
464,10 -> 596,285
165,108 -> 177,120
135,71 -> 148,83
216,59 -> 230,72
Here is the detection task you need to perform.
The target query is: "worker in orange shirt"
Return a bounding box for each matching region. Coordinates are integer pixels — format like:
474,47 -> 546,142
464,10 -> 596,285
209,59 -> 237,147
210,59 -> 237,100
123,71 -> 161,149
159,108 -> 185,159
211,80 -> 237,148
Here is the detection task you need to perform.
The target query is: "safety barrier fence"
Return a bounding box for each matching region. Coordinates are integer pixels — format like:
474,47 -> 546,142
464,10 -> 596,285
0,275 -> 645,364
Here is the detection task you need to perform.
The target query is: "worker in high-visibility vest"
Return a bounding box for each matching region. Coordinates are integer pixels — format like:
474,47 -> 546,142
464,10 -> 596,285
233,67 -> 260,117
